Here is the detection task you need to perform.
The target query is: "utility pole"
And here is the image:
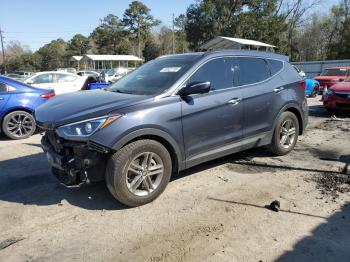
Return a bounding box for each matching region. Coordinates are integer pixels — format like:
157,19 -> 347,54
172,14 -> 175,54
0,26 -> 6,74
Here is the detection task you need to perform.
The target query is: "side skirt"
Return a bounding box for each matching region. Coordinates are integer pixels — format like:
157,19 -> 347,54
185,131 -> 273,169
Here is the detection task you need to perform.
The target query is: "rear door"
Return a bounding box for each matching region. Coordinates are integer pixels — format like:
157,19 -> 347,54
55,73 -> 80,94
181,57 -> 243,164
31,73 -> 55,90
237,57 -> 285,138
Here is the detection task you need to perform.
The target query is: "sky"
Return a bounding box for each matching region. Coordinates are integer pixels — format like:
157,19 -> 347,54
0,0 -> 194,51
0,0 -> 340,52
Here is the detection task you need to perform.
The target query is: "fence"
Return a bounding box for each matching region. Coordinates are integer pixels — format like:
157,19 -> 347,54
291,60 -> 350,78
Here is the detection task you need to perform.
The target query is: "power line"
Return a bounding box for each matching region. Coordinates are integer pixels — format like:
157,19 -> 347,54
0,26 -> 7,74
4,29 -> 92,34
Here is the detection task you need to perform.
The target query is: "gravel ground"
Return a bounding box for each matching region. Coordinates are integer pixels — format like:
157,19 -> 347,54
0,97 -> 349,262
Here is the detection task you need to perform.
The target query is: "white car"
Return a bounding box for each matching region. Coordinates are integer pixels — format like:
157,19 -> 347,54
24,71 -> 87,95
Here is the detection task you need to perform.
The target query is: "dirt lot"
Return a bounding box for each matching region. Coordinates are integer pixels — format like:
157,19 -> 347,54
0,97 -> 349,262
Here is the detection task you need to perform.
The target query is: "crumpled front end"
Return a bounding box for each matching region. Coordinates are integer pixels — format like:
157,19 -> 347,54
41,129 -> 110,186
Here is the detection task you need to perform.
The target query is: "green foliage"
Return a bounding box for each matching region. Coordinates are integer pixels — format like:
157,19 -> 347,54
143,36 -> 160,61
66,34 -> 90,56
123,1 -> 161,56
90,14 -> 128,54
36,39 -> 68,70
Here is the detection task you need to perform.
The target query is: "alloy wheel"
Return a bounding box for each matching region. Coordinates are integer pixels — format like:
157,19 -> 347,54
126,152 -> 164,197
279,119 -> 296,149
6,113 -> 35,138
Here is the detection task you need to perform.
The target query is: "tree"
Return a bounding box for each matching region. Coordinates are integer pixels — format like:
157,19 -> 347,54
183,0 -> 287,51
143,36 -> 160,61
36,39 -> 68,70
174,14 -> 190,53
8,53 -> 42,72
123,1 -> 161,57
90,14 -> 128,54
66,34 -> 89,56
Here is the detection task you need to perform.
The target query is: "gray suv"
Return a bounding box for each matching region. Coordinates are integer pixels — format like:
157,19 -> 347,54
35,50 -> 308,207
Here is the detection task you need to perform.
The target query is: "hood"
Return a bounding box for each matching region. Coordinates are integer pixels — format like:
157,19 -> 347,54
314,76 -> 347,81
330,82 -> 350,92
35,90 -> 150,128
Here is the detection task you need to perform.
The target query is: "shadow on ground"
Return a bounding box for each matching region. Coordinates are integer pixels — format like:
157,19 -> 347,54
276,202 -> 350,262
1,143 -> 349,211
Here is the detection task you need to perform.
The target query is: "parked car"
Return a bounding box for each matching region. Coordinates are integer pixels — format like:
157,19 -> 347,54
323,77 -> 350,113
35,50 -> 308,207
4,73 -> 24,81
0,76 -> 55,139
105,67 -> 129,82
24,71 -> 87,95
293,65 -> 320,97
77,70 -> 100,79
314,67 -> 350,92
15,71 -> 33,78
56,68 -> 77,74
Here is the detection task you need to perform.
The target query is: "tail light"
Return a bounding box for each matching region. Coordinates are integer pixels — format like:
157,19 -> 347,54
40,92 -> 55,99
298,80 -> 306,92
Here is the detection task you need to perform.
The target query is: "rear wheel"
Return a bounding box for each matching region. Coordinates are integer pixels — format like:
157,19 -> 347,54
2,111 -> 36,139
105,139 -> 172,207
268,111 -> 299,156
310,84 -> 319,97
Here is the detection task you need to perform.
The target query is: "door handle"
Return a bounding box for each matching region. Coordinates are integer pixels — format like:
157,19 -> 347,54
0,97 -> 4,100
228,98 -> 242,105
274,87 -> 285,93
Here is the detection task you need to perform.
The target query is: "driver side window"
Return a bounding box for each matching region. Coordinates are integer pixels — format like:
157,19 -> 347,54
189,57 -> 236,91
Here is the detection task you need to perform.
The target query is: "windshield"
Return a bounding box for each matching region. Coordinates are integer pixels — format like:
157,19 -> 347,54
321,69 -> 348,76
108,55 -> 200,95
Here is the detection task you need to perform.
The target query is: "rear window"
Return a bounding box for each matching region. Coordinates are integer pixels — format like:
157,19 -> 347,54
237,57 -> 271,85
268,59 -> 284,75
0,82 -> 7,92
321,69 -> 348,76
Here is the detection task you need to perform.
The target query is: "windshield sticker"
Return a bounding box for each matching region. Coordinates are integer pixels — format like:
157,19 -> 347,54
160,67 -> 182,73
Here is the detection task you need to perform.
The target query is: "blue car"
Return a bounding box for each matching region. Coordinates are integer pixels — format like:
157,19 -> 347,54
0,76 -> 55,139
293,65 -> 319,97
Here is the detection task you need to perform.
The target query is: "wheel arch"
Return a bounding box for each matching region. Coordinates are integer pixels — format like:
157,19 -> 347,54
111,128 -> 184,175
273,104 -> 304,135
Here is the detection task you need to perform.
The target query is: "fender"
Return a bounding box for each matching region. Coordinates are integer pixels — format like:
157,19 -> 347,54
272,102 -> 305,135
111,128 -> 185,171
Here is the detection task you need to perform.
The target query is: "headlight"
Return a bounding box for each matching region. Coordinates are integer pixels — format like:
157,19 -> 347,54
56,115 -> 121,140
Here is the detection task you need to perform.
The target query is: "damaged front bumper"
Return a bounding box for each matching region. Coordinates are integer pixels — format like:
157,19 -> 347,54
41,130 -> 110,186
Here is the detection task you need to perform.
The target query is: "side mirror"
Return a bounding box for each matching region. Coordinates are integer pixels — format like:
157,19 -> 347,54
26,80 -> 34,85
178,81 -> 211,96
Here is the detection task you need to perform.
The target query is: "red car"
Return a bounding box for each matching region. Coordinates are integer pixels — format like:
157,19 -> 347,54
314,67 -> 350,92
323,78 -> 350,113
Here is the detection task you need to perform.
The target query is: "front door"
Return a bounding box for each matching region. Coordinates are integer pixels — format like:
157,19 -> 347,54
181,57 -> 243,166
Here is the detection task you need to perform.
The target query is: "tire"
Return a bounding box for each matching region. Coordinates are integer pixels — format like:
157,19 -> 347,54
326,108 -> 338,115
268,111 -> 299,156
105,139 -> 172,207
2,111 -> 36,140
310,85 -> 319,97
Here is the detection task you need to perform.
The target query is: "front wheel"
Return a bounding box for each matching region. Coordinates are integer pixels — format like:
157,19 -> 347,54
268,111 -> 299,156
105,139 -> 172,207
2,111 -> 36,139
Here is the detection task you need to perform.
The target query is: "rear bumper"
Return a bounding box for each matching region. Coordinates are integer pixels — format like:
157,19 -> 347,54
41,132 -> 109,186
